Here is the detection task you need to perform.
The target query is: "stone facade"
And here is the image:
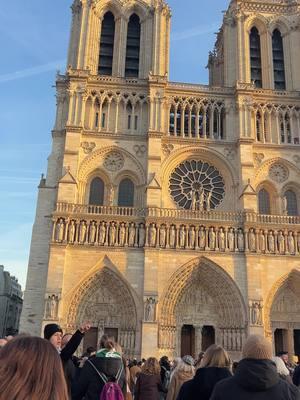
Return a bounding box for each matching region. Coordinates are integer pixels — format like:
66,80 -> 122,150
0,265 -> 23,337
21,0 -> 300,360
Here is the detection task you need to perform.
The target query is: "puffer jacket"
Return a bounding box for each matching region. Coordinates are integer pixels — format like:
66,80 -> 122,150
210,359 -> 300,400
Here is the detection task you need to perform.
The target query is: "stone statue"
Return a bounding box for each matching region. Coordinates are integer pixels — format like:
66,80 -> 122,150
250,301 -> 262,326
128,223 -> 136,247
218,228 -> 225,251
199,226 -> 206,249
169,225 -> 176,248
206,191 -> 212,211
287,232 -> 295,254
249,229 -> 256,252
149,223 -> 157,247
278,231 -> 285,254
208,227 -> 216,250
159,225 -> 166,248
119,223 -> 126,246
259,231 -> 266,252
138,224 -> 146,247
199,189 -> 205,211
108,185 -> 114,206
46,295 -> 58,320
109,222 -> 116,246
56,218 -> 65,242
179,226 -> 186,248
228,228 -> 235,251
237,229 -> 244,251
89,221 -> 97,244
79,221 -> 87,244
189,189 -> 197,211
99,222 -> 106,245
68,220 -> 76,243
282,196 -> 288,215
189,226 -> 196,249
268,231 -> 275,253
144,298 -> 156,322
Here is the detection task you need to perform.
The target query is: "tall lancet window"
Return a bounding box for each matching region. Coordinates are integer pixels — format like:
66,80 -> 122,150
98,12 -> 115,76
125,14 -> 141,78
272,29 -> 286,90
250,27 -> 262,88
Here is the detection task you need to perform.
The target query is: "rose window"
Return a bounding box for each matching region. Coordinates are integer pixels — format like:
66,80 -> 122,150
169,160 -> 225,210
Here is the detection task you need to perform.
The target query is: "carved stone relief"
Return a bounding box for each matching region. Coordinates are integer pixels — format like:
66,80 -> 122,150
103,151 -> 124,172
269,163 -> 289,183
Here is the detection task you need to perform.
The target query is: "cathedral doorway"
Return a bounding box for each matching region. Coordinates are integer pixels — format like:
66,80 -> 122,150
202,326 -> 215,351
159,258 -> 247,358
66,267 -> 138,357
181,325 -> 195,357
270,270 -> 300,358
83,327 -> 98,353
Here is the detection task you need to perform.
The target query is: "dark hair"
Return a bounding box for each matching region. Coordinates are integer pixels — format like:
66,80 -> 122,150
86,346 -> 96,355
0,336 -> 68,400
277,351 -> 288,356
99,334 -> 109,348
102,336 -> 115,350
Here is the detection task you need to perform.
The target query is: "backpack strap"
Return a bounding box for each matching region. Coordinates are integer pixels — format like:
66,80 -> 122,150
87,360 -> 108,384
88,359 -> 124,384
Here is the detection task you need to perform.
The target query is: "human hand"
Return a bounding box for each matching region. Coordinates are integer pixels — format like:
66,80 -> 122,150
79,322 -> 91,333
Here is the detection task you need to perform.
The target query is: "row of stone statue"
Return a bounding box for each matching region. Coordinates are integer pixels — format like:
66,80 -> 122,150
53,218 -> 300,255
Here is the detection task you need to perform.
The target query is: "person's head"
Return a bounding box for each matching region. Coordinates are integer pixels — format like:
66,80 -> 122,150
0,338 -> 7,348
101,336 -> 116,351
200,345 -> 231,369
44,324 -> 63,350
176,356 -> 195,375
172,357 -> 182,370
86,346 -> 96,357
0,336 -> 68,400
242,335 -> 273,360
272,356 -> 290,377
142,357 -> 161,375
160,355 -> 170,367
61,333 -> 72,349
277,351 -> 289,364
99,334 -> 109,349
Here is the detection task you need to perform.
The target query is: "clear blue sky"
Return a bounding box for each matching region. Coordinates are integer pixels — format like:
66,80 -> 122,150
0,0 -> 229,289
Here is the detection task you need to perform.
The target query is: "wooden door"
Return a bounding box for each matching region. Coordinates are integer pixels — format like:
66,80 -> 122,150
83,327 -> 98,353
104,327 -> 118,342
181,325 -> 195,357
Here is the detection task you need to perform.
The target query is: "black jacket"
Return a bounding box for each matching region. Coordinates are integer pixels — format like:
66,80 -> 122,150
177,367 -> 231,400
293,365 -> 300,387
60,330 -> 84,396
72,356 -> 126,400
210,359 -> 300,400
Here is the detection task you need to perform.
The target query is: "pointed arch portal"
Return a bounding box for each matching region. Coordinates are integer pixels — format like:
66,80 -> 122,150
66,267 -> 138,357
159,258 -> 247,357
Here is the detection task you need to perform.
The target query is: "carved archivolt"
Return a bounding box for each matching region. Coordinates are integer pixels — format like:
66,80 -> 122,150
159,257 -> 247,329
264,269 -> 300,337
66,266 -> 138,330
77,145 -> 146,184
254,157 -> 300,188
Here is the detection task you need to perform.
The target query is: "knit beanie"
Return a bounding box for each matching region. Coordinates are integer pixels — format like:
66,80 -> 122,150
44,323 -> 63,340
182,355 -> 194,366
242,335 -> 273,360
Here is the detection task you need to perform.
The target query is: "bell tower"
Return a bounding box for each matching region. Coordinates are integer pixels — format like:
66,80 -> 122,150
67,0 -> 171,79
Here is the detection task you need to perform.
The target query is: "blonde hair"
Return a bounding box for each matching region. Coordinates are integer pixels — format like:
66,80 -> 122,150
175,360 -> 195,375
142,357 -> 161,375
200,345 -> 231,369
272,357 -> 290,376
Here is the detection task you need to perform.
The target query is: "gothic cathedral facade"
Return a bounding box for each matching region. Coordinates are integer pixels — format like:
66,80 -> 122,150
21,0 -> 300,360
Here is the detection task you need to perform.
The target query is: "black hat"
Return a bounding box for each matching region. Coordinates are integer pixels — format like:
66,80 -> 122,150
44,323 -> 63,340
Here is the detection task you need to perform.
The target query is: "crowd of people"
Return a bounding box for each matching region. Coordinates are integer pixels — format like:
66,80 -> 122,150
1,323 -> 300,400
